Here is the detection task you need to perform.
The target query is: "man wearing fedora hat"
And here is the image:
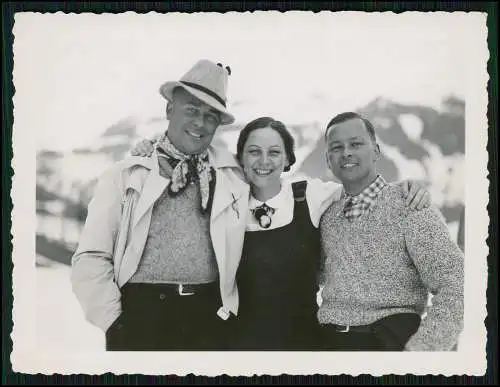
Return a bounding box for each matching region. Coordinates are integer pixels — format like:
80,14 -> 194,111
71,59 -> 249,351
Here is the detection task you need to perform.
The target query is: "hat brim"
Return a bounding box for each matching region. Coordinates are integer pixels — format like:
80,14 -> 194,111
159,81 -> 235,125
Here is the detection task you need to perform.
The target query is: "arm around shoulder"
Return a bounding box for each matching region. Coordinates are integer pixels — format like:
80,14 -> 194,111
305,178 -> 343,227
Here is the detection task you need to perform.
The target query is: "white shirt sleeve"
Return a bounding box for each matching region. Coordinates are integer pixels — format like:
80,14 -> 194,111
246,179 -> 343,231
306,178 -> 343,228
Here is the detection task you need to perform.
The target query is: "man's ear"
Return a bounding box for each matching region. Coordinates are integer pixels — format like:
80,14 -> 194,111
325,152 -> 332,171
374,143 -> 381,160
166,102 -> 173,119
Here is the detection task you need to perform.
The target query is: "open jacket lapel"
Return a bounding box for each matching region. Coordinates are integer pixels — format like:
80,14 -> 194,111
209,144 -> 248,219
131,151 -> 169,229
208,149 -> 249,316
210,169 -> 248,221
117,145 -> 248,315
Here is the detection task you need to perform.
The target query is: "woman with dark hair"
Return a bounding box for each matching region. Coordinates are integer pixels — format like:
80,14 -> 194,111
231,116 -> 326,350
130,116 -> 429,350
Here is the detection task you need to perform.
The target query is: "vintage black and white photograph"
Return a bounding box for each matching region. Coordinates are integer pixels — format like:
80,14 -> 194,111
10,10 -> 489,376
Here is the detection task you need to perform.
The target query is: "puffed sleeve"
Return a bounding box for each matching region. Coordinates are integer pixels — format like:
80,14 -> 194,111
305,178 -> 343,228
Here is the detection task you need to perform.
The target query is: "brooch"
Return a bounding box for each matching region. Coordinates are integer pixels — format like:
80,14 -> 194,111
251,203 -> 276,229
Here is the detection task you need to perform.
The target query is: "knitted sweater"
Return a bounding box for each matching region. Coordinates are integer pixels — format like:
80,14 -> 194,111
318,184 -> 464,351
129,158 -> 218,284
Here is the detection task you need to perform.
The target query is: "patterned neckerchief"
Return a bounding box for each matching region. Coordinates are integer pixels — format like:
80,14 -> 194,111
156,134 -> 215,214
342,175 -> 387,220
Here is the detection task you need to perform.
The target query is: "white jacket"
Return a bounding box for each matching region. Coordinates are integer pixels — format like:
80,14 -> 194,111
71,146 -> 249,332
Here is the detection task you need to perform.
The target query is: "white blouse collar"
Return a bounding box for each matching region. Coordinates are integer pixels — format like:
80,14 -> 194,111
248,181 -> 293,210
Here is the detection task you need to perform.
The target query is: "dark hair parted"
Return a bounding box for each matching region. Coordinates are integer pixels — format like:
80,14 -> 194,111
236,117 -> 296,172
325,112 -> 377,143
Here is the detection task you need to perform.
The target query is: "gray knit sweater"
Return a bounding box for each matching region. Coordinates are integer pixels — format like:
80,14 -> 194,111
318,184 -> 464,351
129,157 -> 218,284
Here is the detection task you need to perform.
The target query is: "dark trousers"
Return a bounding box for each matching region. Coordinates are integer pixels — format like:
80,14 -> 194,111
319,313 -> 421,351
229,310 -> 321,351
105,282 -> 230,351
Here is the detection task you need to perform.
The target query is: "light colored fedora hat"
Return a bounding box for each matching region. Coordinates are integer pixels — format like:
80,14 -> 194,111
159,59 -> 235,125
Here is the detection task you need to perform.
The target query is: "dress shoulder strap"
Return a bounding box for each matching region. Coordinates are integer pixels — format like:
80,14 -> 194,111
291,180 -> 308,202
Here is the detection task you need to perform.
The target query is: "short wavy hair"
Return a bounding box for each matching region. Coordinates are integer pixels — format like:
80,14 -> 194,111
236,117 -> 296,172
325,112 -> 377,143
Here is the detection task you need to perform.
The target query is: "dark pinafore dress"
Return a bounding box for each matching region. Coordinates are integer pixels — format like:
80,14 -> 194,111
233,181 -> 322,351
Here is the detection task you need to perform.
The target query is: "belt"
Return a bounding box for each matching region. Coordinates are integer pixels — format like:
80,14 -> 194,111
322,323 -> 374,334
122,282 -> 218,299
162,283 -> 215,296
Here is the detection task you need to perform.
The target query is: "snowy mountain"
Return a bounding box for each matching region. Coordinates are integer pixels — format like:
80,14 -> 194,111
298,96 -> 465,223
36,96 -> 465,263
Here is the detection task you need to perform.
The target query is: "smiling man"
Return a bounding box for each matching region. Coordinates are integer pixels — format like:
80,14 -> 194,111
317,112 -> 464,351
71,60 -> 249,351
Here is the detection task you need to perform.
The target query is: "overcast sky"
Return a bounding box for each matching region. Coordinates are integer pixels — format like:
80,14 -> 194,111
12,11 -> 486,151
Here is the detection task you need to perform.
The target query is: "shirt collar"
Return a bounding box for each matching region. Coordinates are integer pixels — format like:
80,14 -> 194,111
249,181 -> 292,210
343,174 -> 387,202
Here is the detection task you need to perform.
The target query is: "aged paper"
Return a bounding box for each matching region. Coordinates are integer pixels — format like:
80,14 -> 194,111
11,11 -> 489,376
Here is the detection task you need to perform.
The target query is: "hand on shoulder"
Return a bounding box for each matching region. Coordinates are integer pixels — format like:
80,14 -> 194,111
130,135 -> 160,158
397,179 -> 432,211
